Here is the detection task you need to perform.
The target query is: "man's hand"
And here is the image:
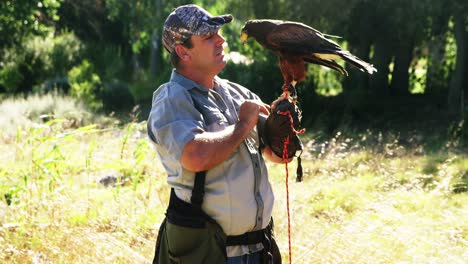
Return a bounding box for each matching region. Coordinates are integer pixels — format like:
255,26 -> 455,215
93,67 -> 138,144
238,100 -> 269,131
263,145 -> 292,163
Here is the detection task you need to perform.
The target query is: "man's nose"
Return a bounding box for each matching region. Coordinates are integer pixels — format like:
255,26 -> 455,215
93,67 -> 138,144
214,33 -> 225,44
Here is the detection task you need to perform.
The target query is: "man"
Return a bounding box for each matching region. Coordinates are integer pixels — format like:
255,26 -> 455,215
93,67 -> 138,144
147,4 -> 284,264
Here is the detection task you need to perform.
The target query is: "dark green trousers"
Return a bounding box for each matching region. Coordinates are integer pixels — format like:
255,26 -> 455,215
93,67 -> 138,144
153,217 -> 227,264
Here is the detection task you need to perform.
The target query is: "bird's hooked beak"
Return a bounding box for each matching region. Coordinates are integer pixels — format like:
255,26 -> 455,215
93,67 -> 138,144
240,31 -> 249,44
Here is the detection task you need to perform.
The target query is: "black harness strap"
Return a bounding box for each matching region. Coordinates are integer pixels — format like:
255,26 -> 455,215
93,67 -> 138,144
226,220 -> 273,246
226,230 -> 264,245
190,171 -> 206,208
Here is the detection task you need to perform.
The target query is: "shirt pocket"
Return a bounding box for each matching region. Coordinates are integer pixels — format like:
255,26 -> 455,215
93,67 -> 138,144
204,111 -> 229,132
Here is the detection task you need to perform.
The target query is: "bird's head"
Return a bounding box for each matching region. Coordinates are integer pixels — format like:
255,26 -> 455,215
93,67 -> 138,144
240,25 -> 250,44
240,20 -> 280,45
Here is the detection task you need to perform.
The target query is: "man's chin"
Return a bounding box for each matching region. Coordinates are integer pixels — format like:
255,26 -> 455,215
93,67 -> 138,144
217,58 -> 227,69
217,54 -> 226,63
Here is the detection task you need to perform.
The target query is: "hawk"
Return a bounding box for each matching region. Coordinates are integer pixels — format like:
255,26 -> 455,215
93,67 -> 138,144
241,19 -> 377,91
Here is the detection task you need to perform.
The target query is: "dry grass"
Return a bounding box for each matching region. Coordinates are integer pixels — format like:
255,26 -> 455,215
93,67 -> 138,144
268,132 -> 468,263
0,95 -> 467,263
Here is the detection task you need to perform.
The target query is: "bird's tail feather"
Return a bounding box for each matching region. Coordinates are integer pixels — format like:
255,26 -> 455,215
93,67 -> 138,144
338,51 -> 377,74
304,57 -> 348,76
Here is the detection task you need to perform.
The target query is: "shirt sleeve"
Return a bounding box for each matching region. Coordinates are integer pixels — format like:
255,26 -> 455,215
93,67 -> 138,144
148,84 -> 205,162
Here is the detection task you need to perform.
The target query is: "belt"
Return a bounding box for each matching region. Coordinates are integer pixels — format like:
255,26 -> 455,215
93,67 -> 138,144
226,220 -> 273,246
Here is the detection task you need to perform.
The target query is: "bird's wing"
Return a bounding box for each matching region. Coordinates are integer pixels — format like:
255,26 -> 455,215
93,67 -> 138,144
266,22 -> 341,54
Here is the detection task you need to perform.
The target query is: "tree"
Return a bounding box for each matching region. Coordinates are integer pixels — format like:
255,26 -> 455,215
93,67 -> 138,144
389,0 -> 431,96
344,0 -> 376,94
448,0 -> 468,118
425,0 -> 452,95
0,0 -> 62,59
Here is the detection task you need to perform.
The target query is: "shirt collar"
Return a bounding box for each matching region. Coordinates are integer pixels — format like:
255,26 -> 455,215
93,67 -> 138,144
170,69 -> 226,94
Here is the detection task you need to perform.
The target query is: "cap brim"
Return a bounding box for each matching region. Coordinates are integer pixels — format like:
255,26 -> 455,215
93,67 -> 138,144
207,14 -> 233,26
194,14 -> 233,36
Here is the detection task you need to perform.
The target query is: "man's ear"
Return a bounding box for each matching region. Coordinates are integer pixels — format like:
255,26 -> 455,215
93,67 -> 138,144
175,45 -> 190,62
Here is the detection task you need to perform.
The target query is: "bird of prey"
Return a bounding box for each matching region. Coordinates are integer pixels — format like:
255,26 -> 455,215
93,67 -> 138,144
240,19 -> 377,90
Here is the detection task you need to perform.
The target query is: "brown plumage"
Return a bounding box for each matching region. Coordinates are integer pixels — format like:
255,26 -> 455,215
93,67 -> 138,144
240,19 -> 377,87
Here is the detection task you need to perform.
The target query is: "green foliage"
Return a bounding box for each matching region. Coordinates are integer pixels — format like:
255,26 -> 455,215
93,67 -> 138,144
105,0 -> 154,54
0,0 -> 467,128
49,32 -> 83,75
425,19 -> 458,95
222,54 -> 284,103
68,60 -> 103,111
447,114 -> 467,149
0,0 -> 62,52
129,71 -> 161,103
309,67 -> 344,96
127,68 -> 172,119
0,32 -> 82,93
0,63 -> 23,92
84,44 -> 127,82
409,58 -> 427,94
102,79 -> 134,113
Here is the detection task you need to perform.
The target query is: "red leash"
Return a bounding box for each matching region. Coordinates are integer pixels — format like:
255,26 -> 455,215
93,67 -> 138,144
278,109 -> 304,264
282,135 -> 293,264
278,87 -> 305,263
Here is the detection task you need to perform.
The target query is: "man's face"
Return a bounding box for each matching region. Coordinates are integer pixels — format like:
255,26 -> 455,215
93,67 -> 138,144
186,32 -> 227,75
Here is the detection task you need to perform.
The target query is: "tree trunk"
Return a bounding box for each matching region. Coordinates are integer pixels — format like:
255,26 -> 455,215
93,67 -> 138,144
344,42 -> 371,93
149,31 -> 163,76
369,37 -> 393,97
150,0 -> 164,76
343,0 -> 374,94
448,11 -> 467,118
425,14 -> 450,94
390,39 -> 414,96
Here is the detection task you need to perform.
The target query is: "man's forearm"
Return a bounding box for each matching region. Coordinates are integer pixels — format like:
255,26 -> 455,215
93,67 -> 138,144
180,121 -> 251,172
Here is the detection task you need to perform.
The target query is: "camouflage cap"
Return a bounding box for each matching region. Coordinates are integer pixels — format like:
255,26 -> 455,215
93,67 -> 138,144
162,4 -> 233,53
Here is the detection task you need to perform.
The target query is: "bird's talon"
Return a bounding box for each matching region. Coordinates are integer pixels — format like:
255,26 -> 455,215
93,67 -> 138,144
287,83 -> 297,100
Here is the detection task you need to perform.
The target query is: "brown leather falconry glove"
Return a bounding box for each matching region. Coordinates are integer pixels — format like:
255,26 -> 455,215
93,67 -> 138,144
263,96 -> 304,181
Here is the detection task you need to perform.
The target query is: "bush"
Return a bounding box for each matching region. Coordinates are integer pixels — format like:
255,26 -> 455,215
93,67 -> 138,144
68,60 -> 103,111
0,93 -> 114,141
0,33 -> 82,93
0,64 -> 23,93
102,79 -> 134,113
49,32 -> 83,75
0,32 -> 82,94
84,44 -> 127,81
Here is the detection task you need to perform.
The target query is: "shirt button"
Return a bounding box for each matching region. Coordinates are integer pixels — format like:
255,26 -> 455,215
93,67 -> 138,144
258,217 -> 262,222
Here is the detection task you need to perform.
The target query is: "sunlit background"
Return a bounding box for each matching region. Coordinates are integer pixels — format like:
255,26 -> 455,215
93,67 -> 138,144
1,0 -> 467,263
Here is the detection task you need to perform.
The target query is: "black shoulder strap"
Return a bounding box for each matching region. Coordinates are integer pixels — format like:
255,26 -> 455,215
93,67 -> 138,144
186,88 -> 211,208
190,171 -> 206,208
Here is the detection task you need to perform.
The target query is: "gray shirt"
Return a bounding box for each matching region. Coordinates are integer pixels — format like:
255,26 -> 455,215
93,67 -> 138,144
147,70 -> 274,257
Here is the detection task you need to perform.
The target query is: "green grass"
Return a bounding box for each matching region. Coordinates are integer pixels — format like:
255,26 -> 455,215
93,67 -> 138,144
1,94 -> 467,263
